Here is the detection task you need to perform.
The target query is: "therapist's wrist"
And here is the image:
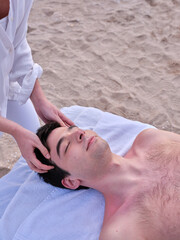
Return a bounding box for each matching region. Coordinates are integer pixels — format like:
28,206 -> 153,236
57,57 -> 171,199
10,122 -> 24,139
30,79 -> 47,106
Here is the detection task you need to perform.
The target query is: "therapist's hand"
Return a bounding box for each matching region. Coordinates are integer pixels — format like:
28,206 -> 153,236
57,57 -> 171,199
13,126 -> 53,173
30,79 -> 74,127
35,98 -> 74,127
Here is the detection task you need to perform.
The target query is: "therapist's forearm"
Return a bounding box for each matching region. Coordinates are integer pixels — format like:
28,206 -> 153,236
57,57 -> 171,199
0,115 -> 23,137
30,79 -> 47,107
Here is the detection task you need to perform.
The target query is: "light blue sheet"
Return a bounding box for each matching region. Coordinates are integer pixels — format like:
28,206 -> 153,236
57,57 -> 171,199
0,106 -> 154,240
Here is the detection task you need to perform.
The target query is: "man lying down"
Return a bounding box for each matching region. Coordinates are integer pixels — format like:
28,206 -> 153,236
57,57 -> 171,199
34,122 -> 180,240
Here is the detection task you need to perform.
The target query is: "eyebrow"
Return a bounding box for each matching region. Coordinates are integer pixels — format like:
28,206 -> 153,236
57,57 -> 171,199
56,125 -> 77,157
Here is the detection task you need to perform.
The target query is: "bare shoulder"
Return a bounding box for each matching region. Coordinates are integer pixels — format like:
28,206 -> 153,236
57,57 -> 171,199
133,128 -> 180,151
139,128 -> 180,140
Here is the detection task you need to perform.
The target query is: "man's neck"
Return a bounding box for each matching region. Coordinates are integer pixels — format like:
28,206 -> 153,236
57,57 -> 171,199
94,153 -> 146,221
0,0 -> 9,20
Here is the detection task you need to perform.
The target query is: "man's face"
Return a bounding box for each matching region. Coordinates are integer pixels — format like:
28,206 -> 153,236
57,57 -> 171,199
47,126 -> 112,185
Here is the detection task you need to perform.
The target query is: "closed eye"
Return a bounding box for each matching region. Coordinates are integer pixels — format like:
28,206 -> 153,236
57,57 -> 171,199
65,142 -> 70,154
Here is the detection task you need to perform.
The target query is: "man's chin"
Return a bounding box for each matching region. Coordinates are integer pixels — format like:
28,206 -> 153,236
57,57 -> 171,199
91,140 -> 111,160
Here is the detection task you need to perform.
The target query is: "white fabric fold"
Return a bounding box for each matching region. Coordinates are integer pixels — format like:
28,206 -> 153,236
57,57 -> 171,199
9,63 -> 43,104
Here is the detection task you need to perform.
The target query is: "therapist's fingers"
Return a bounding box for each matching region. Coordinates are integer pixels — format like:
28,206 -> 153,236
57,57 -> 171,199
27,153 -> 54,173
28,152 -> 54,173
14,127 -> 54,173
27,161 -> 48,173
27,139 -> 54,172
57,111 -> 75,126
57,117 -> 66,127
53,114 -> 72,127
36,141 -> 50,160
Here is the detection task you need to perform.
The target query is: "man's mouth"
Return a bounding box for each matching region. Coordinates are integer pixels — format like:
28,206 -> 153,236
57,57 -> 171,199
86,136 -> 95,150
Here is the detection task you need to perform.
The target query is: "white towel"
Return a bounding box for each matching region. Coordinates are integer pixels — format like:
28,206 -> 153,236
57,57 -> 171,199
0,106 -> 154,240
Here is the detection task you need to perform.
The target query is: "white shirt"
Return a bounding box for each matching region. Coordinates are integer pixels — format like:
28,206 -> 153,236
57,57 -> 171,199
0,16 -> 8,30
0,0 -> 43,118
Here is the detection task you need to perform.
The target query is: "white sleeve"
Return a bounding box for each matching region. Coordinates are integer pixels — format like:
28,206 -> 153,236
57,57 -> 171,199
9,1 -> 43,105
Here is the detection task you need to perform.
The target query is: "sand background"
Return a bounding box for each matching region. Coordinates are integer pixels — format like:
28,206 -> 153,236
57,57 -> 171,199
0,0 -> 180,177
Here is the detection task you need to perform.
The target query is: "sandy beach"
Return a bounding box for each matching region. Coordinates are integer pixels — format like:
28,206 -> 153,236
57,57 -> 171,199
0,0 -> 180,177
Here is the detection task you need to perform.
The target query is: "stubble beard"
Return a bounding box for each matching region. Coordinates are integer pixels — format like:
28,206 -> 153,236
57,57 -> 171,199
91,140 -> 112,172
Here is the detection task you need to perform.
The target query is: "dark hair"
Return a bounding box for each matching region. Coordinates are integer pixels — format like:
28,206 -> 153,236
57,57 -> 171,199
34,121 -> 88,190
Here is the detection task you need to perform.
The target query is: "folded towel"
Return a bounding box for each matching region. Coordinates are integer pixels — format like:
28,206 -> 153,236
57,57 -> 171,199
0,106 -> 154,240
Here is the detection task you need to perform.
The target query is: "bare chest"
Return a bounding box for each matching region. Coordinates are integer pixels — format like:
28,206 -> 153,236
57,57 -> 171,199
100,143 -> 180,239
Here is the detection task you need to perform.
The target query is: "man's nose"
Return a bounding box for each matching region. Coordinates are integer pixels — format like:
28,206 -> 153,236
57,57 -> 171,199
72,128 -> 85,142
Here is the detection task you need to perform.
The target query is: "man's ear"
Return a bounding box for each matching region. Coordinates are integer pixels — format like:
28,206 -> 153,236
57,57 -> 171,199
61,177 -> 81,190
